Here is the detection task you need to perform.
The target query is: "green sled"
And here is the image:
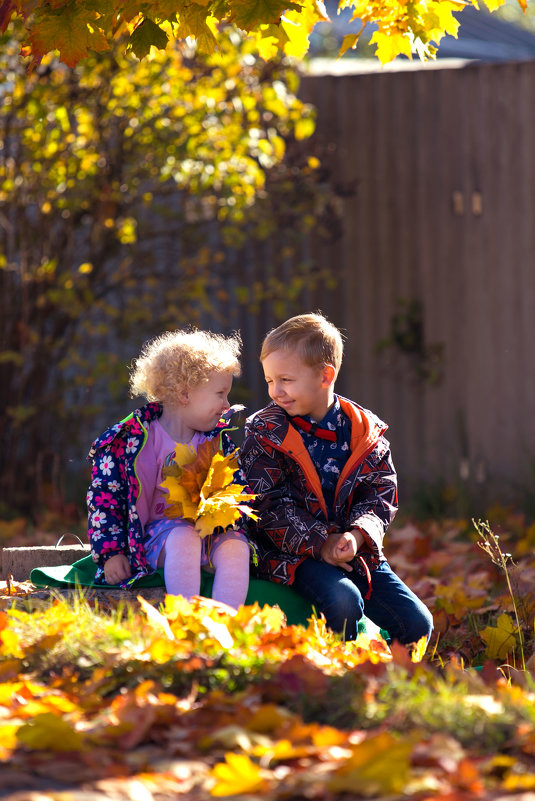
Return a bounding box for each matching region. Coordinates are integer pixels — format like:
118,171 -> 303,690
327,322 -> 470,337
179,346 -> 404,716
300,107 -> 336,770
30,554 -> 388,638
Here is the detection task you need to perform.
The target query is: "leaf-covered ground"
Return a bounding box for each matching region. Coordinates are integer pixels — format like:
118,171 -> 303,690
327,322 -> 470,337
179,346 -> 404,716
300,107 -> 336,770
2,513 -> 535,800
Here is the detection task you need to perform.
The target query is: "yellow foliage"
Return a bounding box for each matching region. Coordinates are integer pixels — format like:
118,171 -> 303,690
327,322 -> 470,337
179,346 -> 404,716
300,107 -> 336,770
480,613 -> 518,660
0,723 -> 19,759
162,440 -> 256,538
210,752 -> 269,796
411,634 -> 429,663
2,0 -> 516,68
17,711 -> 85,751
0,625 -> 23,658
370,29 -> 413,63
483,0 -> 507,9
329,731 -> 415,795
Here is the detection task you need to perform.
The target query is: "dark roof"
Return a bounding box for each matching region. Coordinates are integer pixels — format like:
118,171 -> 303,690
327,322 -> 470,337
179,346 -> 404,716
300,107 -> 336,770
438,5 -> 535,61
310,1 -> 535,62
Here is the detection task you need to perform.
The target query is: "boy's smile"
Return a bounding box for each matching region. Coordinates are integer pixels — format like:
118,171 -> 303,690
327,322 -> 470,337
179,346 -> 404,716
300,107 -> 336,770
262,348 -> 335,422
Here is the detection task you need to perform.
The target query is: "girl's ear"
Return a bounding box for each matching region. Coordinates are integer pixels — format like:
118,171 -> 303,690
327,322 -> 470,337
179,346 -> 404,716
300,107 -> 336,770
177,387 -> 189,405
321,364 -> 336,388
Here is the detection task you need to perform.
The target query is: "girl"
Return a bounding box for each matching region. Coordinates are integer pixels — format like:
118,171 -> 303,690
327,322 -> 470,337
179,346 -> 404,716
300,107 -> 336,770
87,328 -> 250,609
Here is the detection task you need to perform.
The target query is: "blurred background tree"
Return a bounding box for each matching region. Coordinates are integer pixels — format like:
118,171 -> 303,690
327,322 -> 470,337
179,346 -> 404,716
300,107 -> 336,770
0,22 -> 338,520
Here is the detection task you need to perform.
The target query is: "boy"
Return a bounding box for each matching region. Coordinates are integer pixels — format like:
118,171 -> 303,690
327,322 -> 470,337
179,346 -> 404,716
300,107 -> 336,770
239,313 -> 433,646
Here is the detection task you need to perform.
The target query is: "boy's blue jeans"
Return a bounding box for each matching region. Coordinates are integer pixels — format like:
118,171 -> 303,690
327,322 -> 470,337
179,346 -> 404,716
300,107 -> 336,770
293,558 -> 433,645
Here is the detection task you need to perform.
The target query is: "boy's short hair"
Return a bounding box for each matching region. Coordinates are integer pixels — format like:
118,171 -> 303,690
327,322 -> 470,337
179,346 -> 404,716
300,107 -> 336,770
130,328 -> 241,403
260,312 -> 344,376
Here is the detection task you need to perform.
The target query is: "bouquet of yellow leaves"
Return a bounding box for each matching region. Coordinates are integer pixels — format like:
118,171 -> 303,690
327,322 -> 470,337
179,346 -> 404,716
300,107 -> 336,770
161,439 -> 257,538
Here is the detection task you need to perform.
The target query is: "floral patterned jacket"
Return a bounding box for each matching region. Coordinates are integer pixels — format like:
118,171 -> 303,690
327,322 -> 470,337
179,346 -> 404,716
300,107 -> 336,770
87,403 -> 245,587
238,397 -> 398,585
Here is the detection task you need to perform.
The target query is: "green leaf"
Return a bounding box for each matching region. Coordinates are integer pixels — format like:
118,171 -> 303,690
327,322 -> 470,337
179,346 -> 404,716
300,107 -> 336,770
128,18 -> 169,59
228,0 -> 300,30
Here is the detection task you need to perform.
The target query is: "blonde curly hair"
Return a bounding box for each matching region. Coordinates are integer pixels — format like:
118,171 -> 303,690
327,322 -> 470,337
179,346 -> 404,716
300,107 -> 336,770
129,329 -> 242,404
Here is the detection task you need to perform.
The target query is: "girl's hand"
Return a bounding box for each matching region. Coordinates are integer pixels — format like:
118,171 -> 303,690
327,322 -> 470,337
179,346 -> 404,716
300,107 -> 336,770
104,554 -> 132,585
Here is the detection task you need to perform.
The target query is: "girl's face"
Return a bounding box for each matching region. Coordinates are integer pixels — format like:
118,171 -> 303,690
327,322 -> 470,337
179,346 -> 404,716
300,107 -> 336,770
180,371 -> 234,432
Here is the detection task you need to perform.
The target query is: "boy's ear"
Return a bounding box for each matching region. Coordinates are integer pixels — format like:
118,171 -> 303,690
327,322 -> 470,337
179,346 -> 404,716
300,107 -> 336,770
321,364 -> 336,388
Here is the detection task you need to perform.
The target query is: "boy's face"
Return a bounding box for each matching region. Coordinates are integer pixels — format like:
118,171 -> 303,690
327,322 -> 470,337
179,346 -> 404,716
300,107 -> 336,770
262,348 -> 334,422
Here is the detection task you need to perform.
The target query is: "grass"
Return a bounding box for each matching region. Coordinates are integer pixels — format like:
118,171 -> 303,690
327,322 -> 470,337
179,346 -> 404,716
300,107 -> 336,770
2,563 -> 535,798
474,518 -> 527,670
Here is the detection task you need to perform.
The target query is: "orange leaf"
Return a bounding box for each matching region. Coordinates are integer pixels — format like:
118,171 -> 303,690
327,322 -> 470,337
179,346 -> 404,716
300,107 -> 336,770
28,6 -> 109,68
177,438 -> 220,507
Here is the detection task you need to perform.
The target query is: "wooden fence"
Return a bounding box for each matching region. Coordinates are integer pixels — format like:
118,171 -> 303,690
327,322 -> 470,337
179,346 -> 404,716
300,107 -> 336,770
234,58 -> 535,509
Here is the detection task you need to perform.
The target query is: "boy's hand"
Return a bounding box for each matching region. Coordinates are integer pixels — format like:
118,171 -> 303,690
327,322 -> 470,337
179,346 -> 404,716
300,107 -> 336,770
321,528 -> 369,572
321,532 -> 357,572
350,527 -> 366,552
104,554 -> 132,585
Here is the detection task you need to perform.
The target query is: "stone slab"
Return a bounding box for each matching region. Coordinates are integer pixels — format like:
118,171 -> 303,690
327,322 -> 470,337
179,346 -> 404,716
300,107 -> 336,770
1,544 -> 90,581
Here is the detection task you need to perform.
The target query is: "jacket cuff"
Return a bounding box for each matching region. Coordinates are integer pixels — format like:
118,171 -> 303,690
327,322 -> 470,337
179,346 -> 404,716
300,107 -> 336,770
97,549 -> 125,567
351,513 -> 385,556
308,523 -> 331,560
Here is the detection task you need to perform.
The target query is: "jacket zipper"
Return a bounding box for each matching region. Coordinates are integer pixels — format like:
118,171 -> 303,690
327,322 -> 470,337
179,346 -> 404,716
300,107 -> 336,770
132,415 -> 149,506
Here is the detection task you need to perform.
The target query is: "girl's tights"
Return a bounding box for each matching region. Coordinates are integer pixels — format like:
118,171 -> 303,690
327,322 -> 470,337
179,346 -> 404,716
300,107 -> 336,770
161,525 -> 249,610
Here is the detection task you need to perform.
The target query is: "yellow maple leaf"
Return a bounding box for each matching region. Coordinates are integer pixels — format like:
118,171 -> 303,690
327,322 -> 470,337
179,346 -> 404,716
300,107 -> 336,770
161,440 -> 211,518
0,626 -> 23,658
410,634 -> 428,663
162,442 -> 257,538
0,723 -> 19,760
203,449 -> 239,494
483,0 -> 507,10
338,29 -> 364,59
329,731 -> 414,795
17,712 -> 85,752
480,613 -> 518,660
172,442 -> 198,466
210,752 -> 268,796
195,491 -> 256,538
370,29 -> 412,64
281,15 -> 312,60
255,24 -> 284,60
176,5 -> 218,53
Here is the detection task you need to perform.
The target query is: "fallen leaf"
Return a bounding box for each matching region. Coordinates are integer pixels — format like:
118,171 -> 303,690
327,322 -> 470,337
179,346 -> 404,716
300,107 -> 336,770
210,752 -> 269,796
480,613 -> 517,661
